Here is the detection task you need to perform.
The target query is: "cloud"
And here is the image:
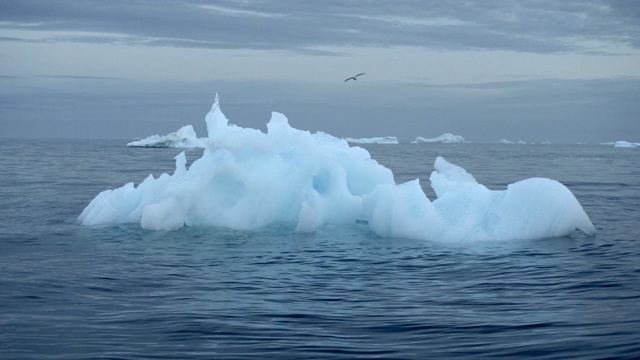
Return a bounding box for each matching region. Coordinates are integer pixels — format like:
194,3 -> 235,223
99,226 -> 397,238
1,1 -> 638,142
1,0 -> 639,54
35,74 -> 122,80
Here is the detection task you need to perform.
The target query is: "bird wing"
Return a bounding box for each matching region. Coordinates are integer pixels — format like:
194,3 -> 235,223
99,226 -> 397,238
344,73 -> 365,82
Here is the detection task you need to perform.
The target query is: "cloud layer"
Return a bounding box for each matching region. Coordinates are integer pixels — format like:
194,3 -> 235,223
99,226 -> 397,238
2,0 -> 639,54
1,1 -> 639,142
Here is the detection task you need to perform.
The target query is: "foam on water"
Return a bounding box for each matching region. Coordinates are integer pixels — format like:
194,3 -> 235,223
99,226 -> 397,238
79,95 -> 596,241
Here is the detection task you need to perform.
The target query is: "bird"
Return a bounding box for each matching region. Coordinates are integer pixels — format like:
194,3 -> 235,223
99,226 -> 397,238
344,73 -> 365,82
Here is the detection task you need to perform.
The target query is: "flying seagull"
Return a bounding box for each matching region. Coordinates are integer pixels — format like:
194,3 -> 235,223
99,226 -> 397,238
344,73 -> 365,82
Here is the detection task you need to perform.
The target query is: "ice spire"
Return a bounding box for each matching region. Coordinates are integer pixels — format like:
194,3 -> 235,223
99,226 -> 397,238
205,92 -> 229,138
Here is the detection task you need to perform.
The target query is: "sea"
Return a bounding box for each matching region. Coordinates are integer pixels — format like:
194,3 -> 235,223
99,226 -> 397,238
1,139 -> 639,359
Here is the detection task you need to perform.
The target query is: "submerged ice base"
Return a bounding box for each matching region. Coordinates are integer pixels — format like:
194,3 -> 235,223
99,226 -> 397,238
80,95 -> 596,241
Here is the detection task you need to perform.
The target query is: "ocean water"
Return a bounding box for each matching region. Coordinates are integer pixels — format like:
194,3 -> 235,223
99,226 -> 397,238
1,139 -> 639,359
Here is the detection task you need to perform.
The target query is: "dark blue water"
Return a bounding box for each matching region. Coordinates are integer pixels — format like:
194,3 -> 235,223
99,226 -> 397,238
1,139 -> 639,359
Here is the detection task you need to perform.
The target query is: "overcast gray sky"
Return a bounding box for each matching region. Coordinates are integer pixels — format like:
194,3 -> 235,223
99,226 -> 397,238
1,0 -> 639,143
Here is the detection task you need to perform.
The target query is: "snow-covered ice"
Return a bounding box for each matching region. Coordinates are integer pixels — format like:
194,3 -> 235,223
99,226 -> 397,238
127,125 -> 204,148
80,94 -> 596,241
345,136 -> 399,144
412,133 -> 466,144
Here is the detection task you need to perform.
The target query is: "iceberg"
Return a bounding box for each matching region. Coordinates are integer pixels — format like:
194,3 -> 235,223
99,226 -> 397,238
613,141 -> 640,148
366,158 -> 595,241
499,139 -> 514,144
79,94 -> 596,242
127,125 -> 204,148
412,133 -> 466,144
345,136 -> 399,144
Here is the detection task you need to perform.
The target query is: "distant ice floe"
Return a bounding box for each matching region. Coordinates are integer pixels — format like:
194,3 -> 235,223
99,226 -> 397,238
612,141 -> 640,148
127,125 -> 204,148
500,139 -> 531,144
80,94 -> 596,242
345,136 -> 399,144
412,133 -> 467,144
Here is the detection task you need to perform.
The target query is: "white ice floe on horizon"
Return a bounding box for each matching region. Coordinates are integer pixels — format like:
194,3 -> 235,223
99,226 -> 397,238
500,139 -> 528,144
127,125 -> 205,148
345,136 -> 399,144
79,94 -> 596,242
612,141 -> 640,148
412,133 -> 466,144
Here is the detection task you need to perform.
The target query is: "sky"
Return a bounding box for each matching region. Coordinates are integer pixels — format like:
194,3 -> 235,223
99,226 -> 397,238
1,0 -> 639,143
